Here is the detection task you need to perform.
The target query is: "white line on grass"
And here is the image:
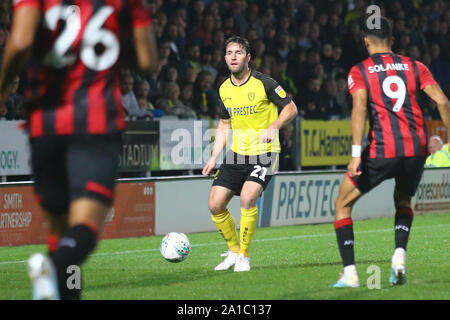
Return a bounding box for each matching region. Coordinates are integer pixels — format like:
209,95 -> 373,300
1,223 -> 449,265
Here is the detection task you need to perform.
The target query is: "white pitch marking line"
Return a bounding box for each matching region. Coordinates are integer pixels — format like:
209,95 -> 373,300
0,223 -> 448,265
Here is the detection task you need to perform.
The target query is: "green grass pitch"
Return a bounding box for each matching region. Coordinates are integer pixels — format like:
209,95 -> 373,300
0,212 -> 449,300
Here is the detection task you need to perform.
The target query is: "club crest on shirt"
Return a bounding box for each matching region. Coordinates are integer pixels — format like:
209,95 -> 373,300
275,85 -> 286,98
248,91 -> 255,101
348,75 -> 355,89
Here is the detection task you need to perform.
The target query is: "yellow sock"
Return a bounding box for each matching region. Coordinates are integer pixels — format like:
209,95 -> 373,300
239,206 -> 258,257
211,209 -> 239,253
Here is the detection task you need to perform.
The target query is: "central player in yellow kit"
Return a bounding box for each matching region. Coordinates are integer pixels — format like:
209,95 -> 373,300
202,36 -> 298,272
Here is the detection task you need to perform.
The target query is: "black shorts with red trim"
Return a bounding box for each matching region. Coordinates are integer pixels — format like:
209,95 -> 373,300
30,133 -> 122,214
348,148 -> 425,196
212,152 -> 278,196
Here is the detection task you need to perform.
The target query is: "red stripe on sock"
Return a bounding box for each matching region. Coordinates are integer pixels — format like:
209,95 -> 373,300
334,218 -> 353,230
346,171 -> 357,187
396,207 -> 414,217
85,181 -> 113,199
47,235 -> 59,253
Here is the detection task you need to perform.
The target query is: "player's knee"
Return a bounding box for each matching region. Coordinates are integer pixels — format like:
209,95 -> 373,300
240,194 -> 257,209
208,198 -> 226,215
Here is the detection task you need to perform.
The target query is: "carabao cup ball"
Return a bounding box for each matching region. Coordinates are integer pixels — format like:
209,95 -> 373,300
160,232 -> 191,263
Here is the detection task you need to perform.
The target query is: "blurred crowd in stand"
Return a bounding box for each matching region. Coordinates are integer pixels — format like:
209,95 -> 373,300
0,0 -> 449,172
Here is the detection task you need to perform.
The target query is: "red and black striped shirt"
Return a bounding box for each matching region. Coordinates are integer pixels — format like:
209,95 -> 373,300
348,52 -> 437,159
13,0 -> 151,137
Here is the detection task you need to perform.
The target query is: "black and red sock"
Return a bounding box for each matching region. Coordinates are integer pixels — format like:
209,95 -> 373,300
395,207 -> 413,250
53,224 -> 97,300
335,218 -> 355,267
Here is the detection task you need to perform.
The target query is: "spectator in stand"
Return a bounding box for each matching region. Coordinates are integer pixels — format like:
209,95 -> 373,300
273,31 -> 291,61
277,14 -> 292,35
425,135 -> 450,167
321,43 -> 334,75
429,42 -> 450,94
179,83 -> 195,111
251,38 -> 266,70
426,18 -> 441,45
162,22 -> 182,63
4,76 -> 26,120
200,45 -> 218,82
245,3 -> 263,38
178,42 -> 202,75
211,28 -> 225,53
179,66 -> 198,88
158,64 -> 179,97
155,81 -> 197,119
295,21 -> 311,49
152,10 -> 167,40
438,19 -> 449,60
408,14 -> 427,51
193,70 -> 219,119
222,15 -> 237,39
341,20 -> 366,70
121,74 -> 153,119
228,0 -> 247,36
245,27 -> 259,45
136,80 -> 164,118
309,22 -> 321,48
299,77 -> 326,119
279,123 -> 296,171
186,0 -> 205,34
262,23 -> 277,54
319,78 -> 346,120
192,13 -> 216,46
271,60 -> 297,98
335,73 -> 352,119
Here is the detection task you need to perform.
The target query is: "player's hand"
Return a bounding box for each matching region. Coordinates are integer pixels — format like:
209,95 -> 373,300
260,126 -> 278,143
202,159 -> 216,176
347,157 -> 362,177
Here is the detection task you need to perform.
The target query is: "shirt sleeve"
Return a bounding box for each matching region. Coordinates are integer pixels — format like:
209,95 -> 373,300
416,60 -> 437,90
217,99 -> 230,119
129,0 -> 152,28
347,65 -> 367,95
261,75 -> 292,109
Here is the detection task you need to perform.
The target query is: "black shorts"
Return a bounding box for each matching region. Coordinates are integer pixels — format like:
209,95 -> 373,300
30,134 -> 122,215
212,152 -> 279,195
350,148 -> 425,196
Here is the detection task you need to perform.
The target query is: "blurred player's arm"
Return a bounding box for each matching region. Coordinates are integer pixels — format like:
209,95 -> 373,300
260,101 -> 298,143
348,88 -> 368,176
423,84 -> 450,147
202,119 -> 231,176
0,6 -> 40,106
133,24 -> 159,73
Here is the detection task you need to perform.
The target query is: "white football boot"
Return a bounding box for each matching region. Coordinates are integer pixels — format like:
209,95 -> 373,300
234,253 -> 251,272
390,248 -> 407,286
332,265 -> 360,288
28,253 -> 60,300
214,251 -> 238,271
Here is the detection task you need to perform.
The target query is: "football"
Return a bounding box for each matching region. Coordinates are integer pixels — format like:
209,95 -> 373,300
160,232 -> 191,263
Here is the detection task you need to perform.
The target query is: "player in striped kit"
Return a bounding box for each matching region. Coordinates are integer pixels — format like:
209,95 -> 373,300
332,17 -> 450,288
0,0 -> 158,299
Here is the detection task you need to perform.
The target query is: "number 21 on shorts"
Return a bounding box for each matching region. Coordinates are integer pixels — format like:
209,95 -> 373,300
250,165 -> 267,181
382,75 -> 406,113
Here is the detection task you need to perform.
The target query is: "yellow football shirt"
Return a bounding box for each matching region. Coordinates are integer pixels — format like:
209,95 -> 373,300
217,69 -> 292,156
